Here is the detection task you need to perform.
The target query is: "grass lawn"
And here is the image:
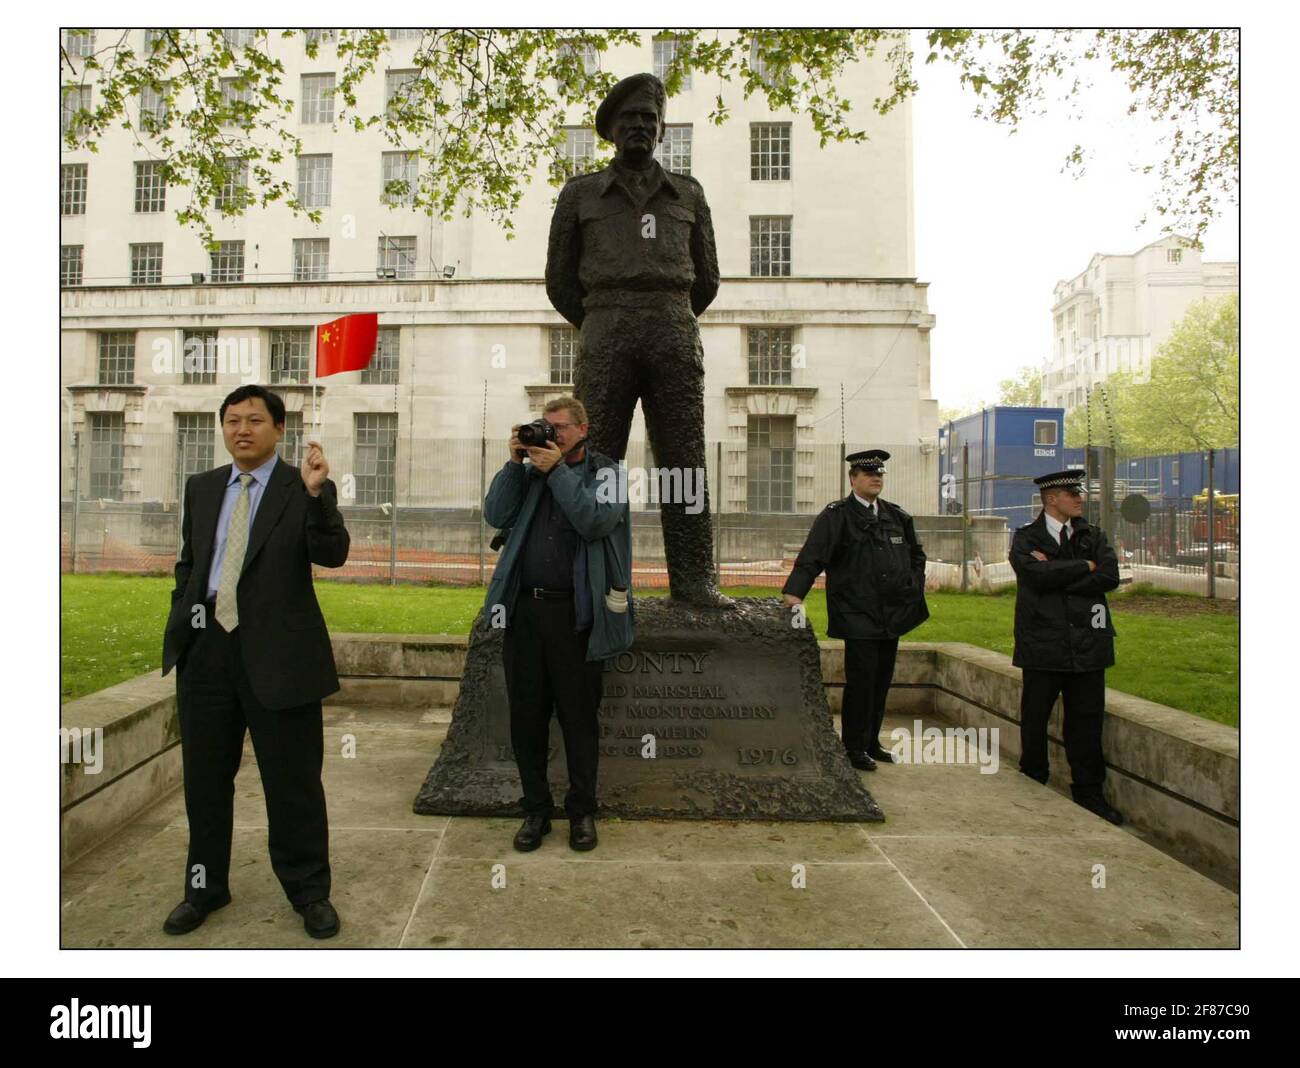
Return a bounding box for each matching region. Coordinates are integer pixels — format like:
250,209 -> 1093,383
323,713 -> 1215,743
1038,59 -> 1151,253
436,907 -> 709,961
60,574 -> 1238,726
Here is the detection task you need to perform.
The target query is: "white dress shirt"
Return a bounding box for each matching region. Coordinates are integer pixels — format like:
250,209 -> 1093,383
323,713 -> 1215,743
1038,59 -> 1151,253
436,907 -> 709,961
852,492 -> 878,516
1044,513 -> 1070,545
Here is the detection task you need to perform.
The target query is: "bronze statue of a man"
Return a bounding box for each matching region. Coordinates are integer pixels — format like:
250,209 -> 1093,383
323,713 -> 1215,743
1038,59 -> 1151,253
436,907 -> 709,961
545,72 -> 732,609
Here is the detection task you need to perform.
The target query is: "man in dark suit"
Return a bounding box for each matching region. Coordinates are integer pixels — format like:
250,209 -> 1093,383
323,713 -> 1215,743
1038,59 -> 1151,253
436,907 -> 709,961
160,384 -> 350,938
1009,469 -> 1123,825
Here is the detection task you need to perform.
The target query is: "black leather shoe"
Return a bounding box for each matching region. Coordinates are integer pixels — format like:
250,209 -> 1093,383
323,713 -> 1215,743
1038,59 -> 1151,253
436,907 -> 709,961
1073,793 -> 1125,826
847,750 -> 878,771
1019,767 -> 1050,785
294,898 -> 340,939
513,813 -> 552,852
569,814 -> 598,851
867,745 -> 896,764
162,895 -> 230,935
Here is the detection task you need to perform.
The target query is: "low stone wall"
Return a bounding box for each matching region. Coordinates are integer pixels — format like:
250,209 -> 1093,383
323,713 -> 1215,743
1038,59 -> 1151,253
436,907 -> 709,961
61,635 -> 1238,888
60,674 -> 182,867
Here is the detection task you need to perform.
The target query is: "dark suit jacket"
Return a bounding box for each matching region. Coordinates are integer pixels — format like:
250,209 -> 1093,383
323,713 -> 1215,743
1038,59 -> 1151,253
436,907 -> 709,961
161,456 -> 350,709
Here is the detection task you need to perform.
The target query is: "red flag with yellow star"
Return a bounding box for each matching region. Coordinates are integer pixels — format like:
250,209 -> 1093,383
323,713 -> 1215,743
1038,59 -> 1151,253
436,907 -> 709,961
315,313 -> 379,378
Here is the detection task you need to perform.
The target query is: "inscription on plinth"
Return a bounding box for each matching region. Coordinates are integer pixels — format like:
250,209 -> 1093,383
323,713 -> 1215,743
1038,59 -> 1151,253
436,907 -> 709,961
414,597 -> 883,821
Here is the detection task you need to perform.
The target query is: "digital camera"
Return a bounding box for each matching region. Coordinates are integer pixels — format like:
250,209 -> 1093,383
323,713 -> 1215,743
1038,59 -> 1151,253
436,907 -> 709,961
518,419 -> 557,447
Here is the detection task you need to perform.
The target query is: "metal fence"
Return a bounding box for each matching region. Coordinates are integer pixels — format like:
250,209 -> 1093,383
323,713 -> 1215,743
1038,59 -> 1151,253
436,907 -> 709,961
60,427 -> 948,591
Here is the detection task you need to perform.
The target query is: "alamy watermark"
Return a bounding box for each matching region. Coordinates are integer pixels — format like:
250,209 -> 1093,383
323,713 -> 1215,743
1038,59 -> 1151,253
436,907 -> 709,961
888,720 -> 1000,774
595,462 -> 705,515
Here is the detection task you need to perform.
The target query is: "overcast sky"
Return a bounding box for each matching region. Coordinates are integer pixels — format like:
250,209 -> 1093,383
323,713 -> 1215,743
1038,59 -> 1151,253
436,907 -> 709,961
909,30 -> 1239,412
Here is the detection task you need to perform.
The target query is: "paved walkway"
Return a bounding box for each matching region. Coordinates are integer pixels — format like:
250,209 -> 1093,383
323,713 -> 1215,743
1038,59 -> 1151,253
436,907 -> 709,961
61,706 -> 1239,949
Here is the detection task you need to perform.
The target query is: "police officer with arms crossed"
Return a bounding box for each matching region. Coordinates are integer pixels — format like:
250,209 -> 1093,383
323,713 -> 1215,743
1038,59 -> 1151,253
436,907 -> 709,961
1009,469 -> 1123,825
483,396 -> 634,853
783,450 -> 929,770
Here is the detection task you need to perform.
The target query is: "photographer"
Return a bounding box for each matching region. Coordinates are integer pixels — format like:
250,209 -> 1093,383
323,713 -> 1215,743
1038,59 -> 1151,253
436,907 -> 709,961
483,396 -> 633,852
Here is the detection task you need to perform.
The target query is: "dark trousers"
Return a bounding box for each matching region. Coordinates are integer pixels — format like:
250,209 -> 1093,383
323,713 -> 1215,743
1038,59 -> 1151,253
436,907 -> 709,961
575,298 -> 715,597
1019,668 -> 1107,795
502,596 -> 605,818
841,637 -> 900,752
176,613 -> 331,908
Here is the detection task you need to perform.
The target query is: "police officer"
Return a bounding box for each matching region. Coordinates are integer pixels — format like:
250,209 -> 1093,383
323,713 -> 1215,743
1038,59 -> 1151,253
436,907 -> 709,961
1010,470 -> 1123,825
783,451 -> 929,770
545,72 -> 730,609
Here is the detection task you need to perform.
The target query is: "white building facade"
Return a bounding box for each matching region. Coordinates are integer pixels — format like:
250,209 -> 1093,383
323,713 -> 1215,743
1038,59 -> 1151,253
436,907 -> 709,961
60,30 -> 938,518
1043,236 -> 1238,414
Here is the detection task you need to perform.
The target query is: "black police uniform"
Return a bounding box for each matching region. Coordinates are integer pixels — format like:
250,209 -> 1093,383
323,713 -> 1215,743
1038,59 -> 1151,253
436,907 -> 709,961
1009,481 -> 1121,812
783,459 -> 928,762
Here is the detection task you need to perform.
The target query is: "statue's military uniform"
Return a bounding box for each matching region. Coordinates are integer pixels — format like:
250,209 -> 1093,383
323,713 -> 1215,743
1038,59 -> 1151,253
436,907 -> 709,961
545,157 -> 720,603
784,485 -> 929,759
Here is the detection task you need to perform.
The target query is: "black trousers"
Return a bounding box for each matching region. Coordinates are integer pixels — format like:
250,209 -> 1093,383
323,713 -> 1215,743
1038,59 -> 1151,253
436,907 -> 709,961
176,612 -> 331,909
502,596 -> 605,818
575,298 -> 715,597
1019,668 -> 1107,795
841,637 -> 900,752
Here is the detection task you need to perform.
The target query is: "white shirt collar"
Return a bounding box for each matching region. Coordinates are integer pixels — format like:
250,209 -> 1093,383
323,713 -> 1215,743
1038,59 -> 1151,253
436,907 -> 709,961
1044,512 -> 1068,542
852,492 -> 878,513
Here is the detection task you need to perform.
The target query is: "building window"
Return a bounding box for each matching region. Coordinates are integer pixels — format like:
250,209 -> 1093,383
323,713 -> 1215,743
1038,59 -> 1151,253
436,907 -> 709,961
305,29 -> 337,48
129,242 -> 163,285
222,29 -> 257,50
63,29 -> 95,58
297,154 -> 332,207
354,413 -> 398,505
387,28 -> 422,41
750,216 -> 792,277
557,40 -> 599,78
1167,248 -> 1182,264
219,77 -> 253,126
381,151 -> 418,206
215,157 -> 249,211
652,36 -> 692,90
97,332 -> 136,385
377,235 -> 416,279
270,328 -> 311,384
293,238 -> 330,281
362,327 -> 400,384
88,413 -> 125,499
1171,460 -> 1180,483
657,124 -> 692,176
747,415 -> 795,513
301,73 -> 335,124
139,82 -> 169,130
134,160 -> 166,213
209,240 -> 245,283
747,327 -> 793,385
278,411 -> 305,467
749,37 -> 790,89
144,29 -> 168,53
176,413 -> 215,485
61,245 -> 84,287
561,127 -> 596,177
182,329 -> 219,384
386,69 -> 420,116
1033,420 -> 1058,446
61,85 -> 91,137
549,326 -> 579,385
751,123 -> 791,181
61,163 -> 88,215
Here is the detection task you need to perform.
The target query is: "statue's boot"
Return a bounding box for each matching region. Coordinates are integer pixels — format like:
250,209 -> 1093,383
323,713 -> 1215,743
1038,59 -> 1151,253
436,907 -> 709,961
660,502 -> 735,610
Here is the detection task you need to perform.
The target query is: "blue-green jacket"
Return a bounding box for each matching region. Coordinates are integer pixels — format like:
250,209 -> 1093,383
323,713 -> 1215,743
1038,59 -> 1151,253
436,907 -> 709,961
483,448 -> 634,661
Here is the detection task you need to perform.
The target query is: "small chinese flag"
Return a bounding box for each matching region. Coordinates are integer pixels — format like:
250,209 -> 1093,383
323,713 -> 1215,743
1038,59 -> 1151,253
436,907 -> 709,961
315,313 -> 379,378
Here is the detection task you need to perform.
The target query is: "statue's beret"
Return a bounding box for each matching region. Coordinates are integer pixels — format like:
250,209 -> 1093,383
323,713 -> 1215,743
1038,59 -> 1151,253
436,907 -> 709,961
596,72 -> 667,141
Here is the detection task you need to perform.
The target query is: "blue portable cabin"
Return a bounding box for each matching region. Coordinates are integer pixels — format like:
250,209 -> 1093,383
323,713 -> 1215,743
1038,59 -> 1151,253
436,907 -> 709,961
938,406 -> 1067,532
1062,446 -> 1239,509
